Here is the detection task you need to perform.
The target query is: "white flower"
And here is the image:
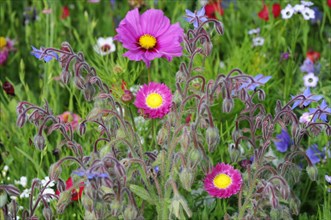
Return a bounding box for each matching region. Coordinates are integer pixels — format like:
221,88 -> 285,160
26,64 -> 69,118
252,37 -> 264,46
200,0 -> 208,6
281,4 -> 294,19
3,165 -> 9,171
293,4 -> 305,13
41,176 -> 55,187
42,188 -> 55,202
219,61 -> 225,69
20,188 -> 31,198
301,7 -> 315,20
301,1 -> 314,7
299,112 -> 313,124
15,176 -> 28,187
303,73 -> 318,87
248,28 -> 260,35
94,37 -> 116,56
130,85 -> 142,95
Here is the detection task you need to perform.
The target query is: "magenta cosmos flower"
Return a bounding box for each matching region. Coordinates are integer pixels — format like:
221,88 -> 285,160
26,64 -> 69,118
134,82 -> 172,119
58,111 -> 81,131
204,163 -> 243,198
114,8 -> 184,67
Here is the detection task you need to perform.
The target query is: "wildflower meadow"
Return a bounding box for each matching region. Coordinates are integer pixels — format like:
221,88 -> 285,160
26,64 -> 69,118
1,0 -> 331,219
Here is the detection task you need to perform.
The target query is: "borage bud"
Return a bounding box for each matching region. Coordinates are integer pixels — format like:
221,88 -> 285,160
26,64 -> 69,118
0,190 -> 8,208
82,196 -> 94,212
57,190 -> 72,214
16,113 -> 27,128
157,126 -> 168,146
42,207 -> 52,220
179,168 -> 194,191
176,70 -> 185,83
289,195 -> 300,215
206,127 -> 220,152
215,21 -> 224,35
306,166 -> 318,181
202,41 -> 213,56
79,121 -> 86,136
228,143 -> 241,163
74,76 -> 86,90
60,69 -> 71,84
169,194 -> 192,219
49,163 -> 62,181
114,162 -> 126,178
270,195 -> 279,209
222,98 -> 234,113
189,148 -> 201,164
83,83 -> 95,101
56,179 -> 66,193
110,200 -> 121,216
123,204 -> 138,220
121,90 -> 134,103
258,89 -> 266,101
34,134 -> 46,150
179,127 -> 190,152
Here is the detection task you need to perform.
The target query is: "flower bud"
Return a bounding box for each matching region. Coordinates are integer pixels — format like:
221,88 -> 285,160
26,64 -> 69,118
270,208 -> 281,219
121,90 -> 134,103
258,89 -> 266,101
110,200 -> 121,216
82,196 -> 94,212
179,127 -> 190,152
228,143 -> 241,163
179,168 -> 194,191
114,162 -> 126,178
79,121 -> 86,136
123,204 -> 138,220
222,98 -> 234,113
176,70 -> 185,83
74,76 -> 86,90
3,81 -> 15,96
169,194 -> 192,219
16,113 -> 27,128
188,148 -> 201,164
0,190 -> 8,208
172,90 -> 182,105
57,190 -> 72,214
206,127 -> 220,152
83,83 -> 95,101
34,134 -> 45,150
116,129 -> 126,139
215,21 -> 224,35
289,195 -> 300,215
306,166 -> 318,181
60,69 -> 71,84
49,163 -> 62,181
269,195 -> 279,209
56,178 -> 66,193
203,41 -> 213,56
157,126 -> 168,146
42,207 -> 52,220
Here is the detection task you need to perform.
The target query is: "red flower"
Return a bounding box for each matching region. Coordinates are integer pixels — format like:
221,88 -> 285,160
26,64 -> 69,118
205,2 -> 224,19
272,3 -> 281,18
61,6 -> 70,19
3,81 -> 15,96
56,177 -> 84,201
258,5 -> 269,21
328,0 -> 331,8
306,50 -> 320,63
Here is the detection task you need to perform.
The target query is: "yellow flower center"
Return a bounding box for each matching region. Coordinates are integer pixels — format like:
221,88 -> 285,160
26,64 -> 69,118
146,93 -> 163,109
63,112 -> 73,122
213,173 -> 232,189
139,34 -> 156,50
0,37 -> 7,49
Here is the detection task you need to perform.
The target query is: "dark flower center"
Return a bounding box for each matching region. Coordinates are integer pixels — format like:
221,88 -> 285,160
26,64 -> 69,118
101,44 -> 111,52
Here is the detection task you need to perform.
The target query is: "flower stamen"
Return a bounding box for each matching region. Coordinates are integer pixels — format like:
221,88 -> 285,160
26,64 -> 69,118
146,93 -> 163,109
213,173 -> 232,189
139,34 -> 157,50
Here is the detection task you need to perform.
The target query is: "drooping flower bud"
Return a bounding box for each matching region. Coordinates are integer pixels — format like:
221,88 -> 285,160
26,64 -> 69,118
306,166 -> 318,181
123,204 -> 138,220
79,121 -> 86,136
49,163 -> 62,181
222,98 -> 234,113
83,83 -> 95,101
74,76 -> 86,90
179,168 -> 194,191
206,127 -> 220,152
179,126 -> 190,152
42,207 -> 52,220
60,69 -> 71,84
228,143 -> 241,163
57,190 -> 72,214
157,126 -> 168,146
121,90 -> 134,103
34,134 -> 46,150
0,190 -> 8,208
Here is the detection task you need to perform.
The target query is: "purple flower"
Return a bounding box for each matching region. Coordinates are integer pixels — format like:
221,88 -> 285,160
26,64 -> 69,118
0,50 -> 9,65
300,58 -> 314,73
291,87 -> 323,109
274,129 -> 292,152
280,52 -> 290,61
309,100 -> 331,122
185,7 -> 208,28
306,144 -> 325,164
114,9 -> 184,67
31,46 -> 58,62
311,7 -> 322,24
239,74 -> 272,91
73,168 -> 109,179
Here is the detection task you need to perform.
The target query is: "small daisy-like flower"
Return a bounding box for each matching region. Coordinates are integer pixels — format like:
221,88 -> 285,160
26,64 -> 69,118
281,4 -> 294,19
248,28 -> 260,35
58,111 -> 81,130
134,82 -> 172,119
293,4 -> 305,13
301,7 -> 315,20
204,163 -> 242,198
185,7 -> 208,28
252,37 -> 265,46
303,73 -> 318,88
114,9 -> 183,67
94,37 -> 116,56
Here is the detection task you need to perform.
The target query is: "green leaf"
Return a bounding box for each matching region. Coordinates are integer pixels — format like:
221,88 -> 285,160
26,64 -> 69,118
129,184 -> 155,204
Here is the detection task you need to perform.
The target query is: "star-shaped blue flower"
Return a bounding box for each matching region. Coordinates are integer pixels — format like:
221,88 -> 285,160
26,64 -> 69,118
306,144 -> 325,165
239,74 -> 272,91
31,46 -> 59,62
274,129 -> 292,152
185,7 -> 208,28
309,100 -> 331,122
291,87 -> 323,109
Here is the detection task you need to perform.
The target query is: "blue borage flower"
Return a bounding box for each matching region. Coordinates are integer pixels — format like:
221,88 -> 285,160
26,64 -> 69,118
239,74 -> 271,91
184,7 -> 208,28
309,100 -> 331,122
291,87 -> 323,109
274,129 -> 292,152
73,168 -> 109,179
31,46 -> 58,62
300,58 -> 320,74
306,144 -> 325,165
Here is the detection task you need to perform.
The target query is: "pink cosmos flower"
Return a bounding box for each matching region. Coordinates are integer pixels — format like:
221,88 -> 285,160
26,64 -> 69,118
204,163 -> 243,198
134,82 -> 172,119
58,111 -> 81,130
114,8 -> 183,67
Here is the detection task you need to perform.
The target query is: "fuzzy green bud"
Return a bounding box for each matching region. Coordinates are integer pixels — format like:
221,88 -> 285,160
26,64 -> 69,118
42,207 -> 52,220
306,166 -> 318,181
49,163 -> 62,181
34,134 -> 45,150
123,204 -> 138,220
206,127 -> 220,152
179,168 -> 194,191
57,190 -> 72,214
169,194 -> 192,219
0,190 -> 8,208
